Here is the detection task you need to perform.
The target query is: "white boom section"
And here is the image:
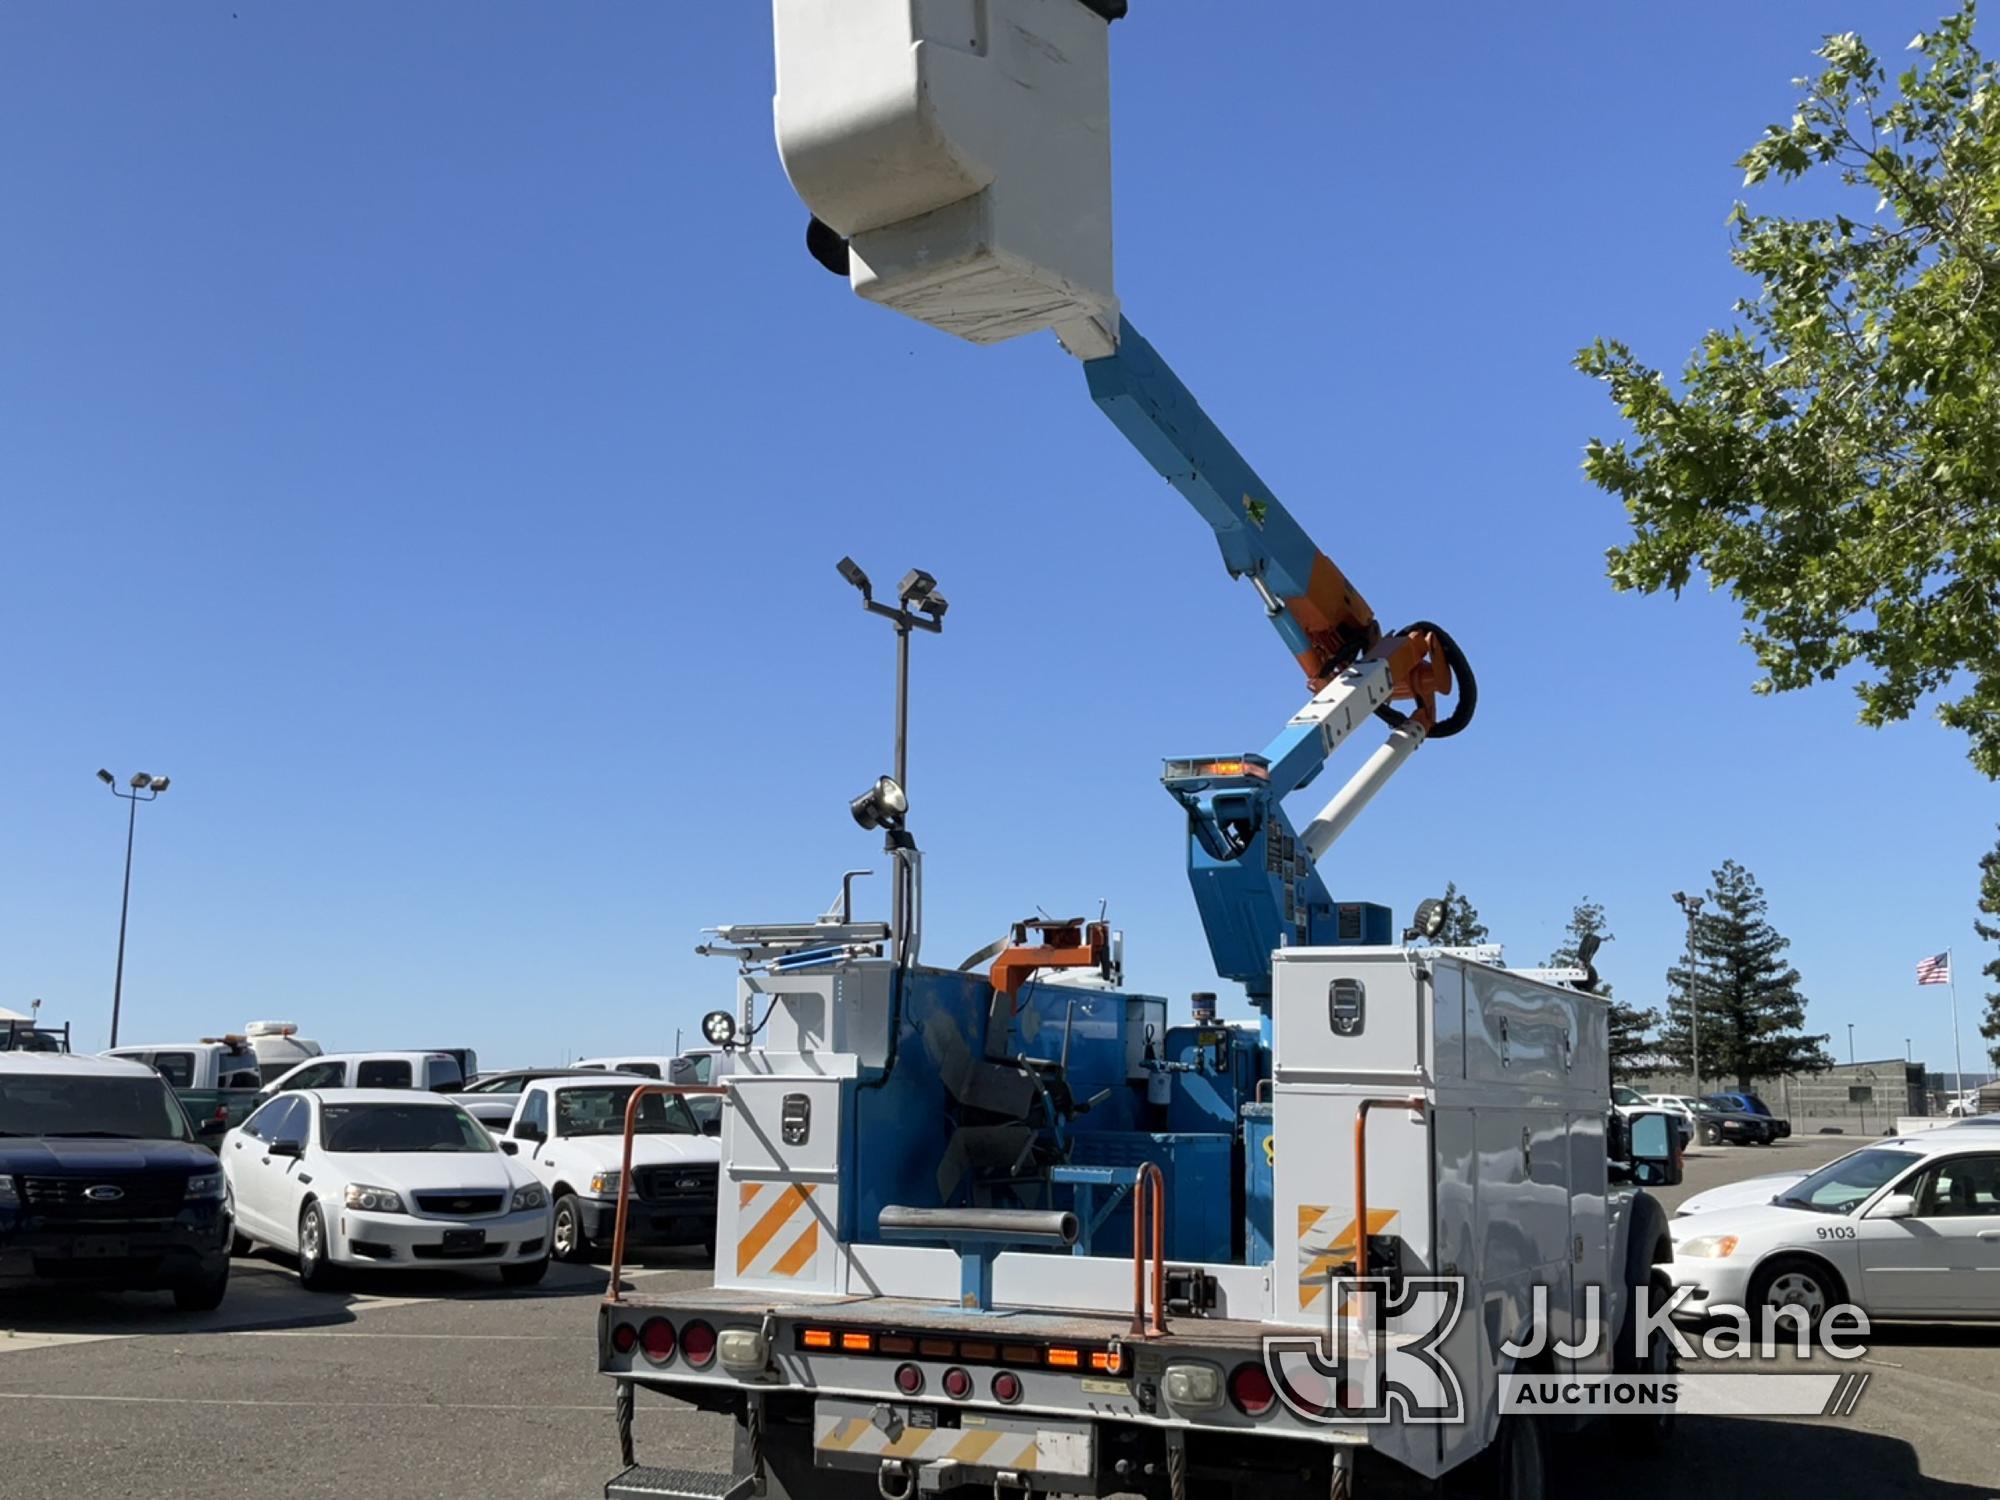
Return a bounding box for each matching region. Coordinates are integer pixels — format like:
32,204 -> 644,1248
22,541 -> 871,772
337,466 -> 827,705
1301,721 -> 1427,861
772,0 -> 1120,357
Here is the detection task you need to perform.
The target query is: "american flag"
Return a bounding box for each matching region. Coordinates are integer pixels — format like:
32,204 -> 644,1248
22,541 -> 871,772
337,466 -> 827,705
1916,952 -> 1952,985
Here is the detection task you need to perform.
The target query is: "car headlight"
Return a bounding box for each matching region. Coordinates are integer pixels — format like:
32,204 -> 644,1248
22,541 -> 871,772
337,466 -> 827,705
344,1184 -> 406,1214
1676,1234 -> 1739,1259
0,1176 -> 16,1207
184,1172 -> 224,1201
511,1184 -> 547,1212
588,1171 -> 623,1198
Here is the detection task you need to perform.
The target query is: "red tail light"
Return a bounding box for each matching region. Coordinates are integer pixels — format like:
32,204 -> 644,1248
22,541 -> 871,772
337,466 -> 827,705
941,1366 -> 973,1399
610,1322 -> 637,1355
894,1363 -> 924,1395
991,1371 -> 1022,1404
680,1320 -> 717,1369
1228,1362 -> 1275,1417
638,1318 -> 676,1363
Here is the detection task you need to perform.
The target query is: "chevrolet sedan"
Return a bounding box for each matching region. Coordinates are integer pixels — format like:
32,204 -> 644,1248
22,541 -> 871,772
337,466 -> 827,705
222,1089 -> 552,1289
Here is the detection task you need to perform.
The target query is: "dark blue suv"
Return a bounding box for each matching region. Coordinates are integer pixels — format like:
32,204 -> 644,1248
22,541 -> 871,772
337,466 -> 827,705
0,1054 -> 232,1309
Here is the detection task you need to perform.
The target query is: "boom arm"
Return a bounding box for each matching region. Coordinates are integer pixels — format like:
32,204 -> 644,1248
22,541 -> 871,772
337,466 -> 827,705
1086,318 -> 1466,732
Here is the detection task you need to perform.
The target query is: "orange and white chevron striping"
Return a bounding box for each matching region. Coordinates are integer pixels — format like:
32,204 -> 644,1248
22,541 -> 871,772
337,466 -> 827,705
813,1412 -> 1089,1476
1295,1202 -> 1399,1309
734,1180 -> 822,1281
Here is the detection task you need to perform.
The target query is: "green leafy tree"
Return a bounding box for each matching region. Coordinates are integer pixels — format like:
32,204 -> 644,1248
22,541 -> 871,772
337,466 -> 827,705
1434,881 -> 1489,947
1976,826 -> 2000,1068
1578,8 -> 2000,776
1544,898 -> 1658,1080
1660,861 -> 1832,1085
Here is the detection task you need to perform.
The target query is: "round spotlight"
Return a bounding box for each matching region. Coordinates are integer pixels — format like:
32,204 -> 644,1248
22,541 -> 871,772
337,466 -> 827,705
701,1010 -> 737,1048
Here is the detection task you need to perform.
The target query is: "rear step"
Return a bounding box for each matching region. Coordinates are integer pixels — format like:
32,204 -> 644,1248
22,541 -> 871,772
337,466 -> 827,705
604,1465 -> 754,1500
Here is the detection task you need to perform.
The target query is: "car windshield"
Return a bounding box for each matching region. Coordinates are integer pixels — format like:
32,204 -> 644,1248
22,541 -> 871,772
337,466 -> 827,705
555,1087 -> 698,1138
0,1073 -> 191,1141
321,1103 -> 494,1154
1776,1148 -> 1921,1214
465,1076 -> 526,1095
1692,1100 -> 1724,1114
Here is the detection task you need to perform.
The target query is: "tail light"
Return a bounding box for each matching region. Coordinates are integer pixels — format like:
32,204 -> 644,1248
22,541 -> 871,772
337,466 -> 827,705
638,1318 -> 676,1363
941,1367 -> 973,1400
991,1371 -> 1022,1405
1228,1362 -> 1275,1417
894,1363 -> 924,1396
610,1322 -> 638,1355
680,1320 -> 717,1369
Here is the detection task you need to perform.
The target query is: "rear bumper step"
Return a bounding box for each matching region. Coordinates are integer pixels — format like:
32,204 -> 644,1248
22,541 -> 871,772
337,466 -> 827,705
603,1465 -> 754,1500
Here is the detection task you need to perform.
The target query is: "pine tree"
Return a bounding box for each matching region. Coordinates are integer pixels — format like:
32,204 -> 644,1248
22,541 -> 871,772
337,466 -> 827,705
1659,861 -> 1831,1085
1544,898 -> 1658,1081
1435,881 -> 1488,946
1975,826 -> 2000,1070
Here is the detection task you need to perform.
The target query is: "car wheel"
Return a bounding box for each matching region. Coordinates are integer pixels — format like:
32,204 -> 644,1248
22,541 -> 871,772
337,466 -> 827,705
501,1256 -> 550,1288
1490,1411 -> 1545,1500
297,1202 -> 338,1292
172,1262 -> 230,1312
552,1194 -> 594,1264
1746,1255 -> 1843,1328
1701,1122 -> 1722,1146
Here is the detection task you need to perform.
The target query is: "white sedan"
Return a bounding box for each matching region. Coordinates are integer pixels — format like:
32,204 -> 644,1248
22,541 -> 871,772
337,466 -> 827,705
1666,1127 -> 2000,1323
222,1088 -> 554,1289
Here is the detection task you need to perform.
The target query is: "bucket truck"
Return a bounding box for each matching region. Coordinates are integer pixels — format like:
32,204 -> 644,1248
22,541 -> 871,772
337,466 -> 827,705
587,6 -> 1685,1499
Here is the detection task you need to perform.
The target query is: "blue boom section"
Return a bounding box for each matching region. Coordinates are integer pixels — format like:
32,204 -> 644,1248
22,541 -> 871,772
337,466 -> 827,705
1084,317 -> 1330,663
1085,317 -> 1394,1003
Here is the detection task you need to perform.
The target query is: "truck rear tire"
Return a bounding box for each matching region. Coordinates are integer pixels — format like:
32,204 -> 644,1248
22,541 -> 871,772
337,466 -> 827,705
1491,1413 -> 1546,1500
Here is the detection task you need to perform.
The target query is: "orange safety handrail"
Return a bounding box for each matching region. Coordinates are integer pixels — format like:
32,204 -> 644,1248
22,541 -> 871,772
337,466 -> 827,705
1351,1095 -> 1426,1290
603,1082 -> 730,1303
1128,1161 -> 1167,1337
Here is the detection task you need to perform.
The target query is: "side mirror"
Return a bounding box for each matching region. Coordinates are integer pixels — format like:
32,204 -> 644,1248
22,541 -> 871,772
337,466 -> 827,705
269,1138 -> 304,1160
1626,1111 -> 1683,1187
514,1121 -> 545,1144
1873,1192 -> 1916,1220
499,1139 -> 519,1156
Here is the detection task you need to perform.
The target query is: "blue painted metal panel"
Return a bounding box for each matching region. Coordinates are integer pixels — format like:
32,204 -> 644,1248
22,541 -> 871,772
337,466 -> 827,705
1242,1104 -> 1275,1267
1066,1132 -> 1233,1265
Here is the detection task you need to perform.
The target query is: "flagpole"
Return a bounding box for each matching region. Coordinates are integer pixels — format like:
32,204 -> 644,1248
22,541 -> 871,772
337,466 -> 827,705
1948,946 -> 1966,1106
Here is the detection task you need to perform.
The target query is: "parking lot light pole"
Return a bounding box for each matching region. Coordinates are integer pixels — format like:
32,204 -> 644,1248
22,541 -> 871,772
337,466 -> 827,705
97,769 -> 170,1049
1672,891 -> 1705,1099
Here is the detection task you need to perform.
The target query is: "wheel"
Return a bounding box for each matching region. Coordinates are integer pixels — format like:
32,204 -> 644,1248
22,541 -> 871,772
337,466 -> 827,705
296,1202 -> 338,1292
1701,1122 -> 1722,1146
1745,1255 -> 1844,1329
500,1256 -> 550,1287
1490,1411 -> 1546,1500
551,1194 -> 594,1264
172,1263 -> 230,1312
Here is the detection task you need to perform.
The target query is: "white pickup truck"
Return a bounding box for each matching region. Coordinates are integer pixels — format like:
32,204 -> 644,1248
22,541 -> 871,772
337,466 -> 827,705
494,1075 -> 720,1263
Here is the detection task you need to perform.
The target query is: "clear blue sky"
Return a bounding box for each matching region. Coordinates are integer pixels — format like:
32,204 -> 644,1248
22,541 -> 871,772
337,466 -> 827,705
3,3 -> 1991,1074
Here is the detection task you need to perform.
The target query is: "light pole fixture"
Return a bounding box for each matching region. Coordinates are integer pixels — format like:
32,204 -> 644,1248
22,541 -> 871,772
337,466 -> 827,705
836,557 -> 946,950
1672,890 -> 1705,1098
98,768 -> 171,1049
